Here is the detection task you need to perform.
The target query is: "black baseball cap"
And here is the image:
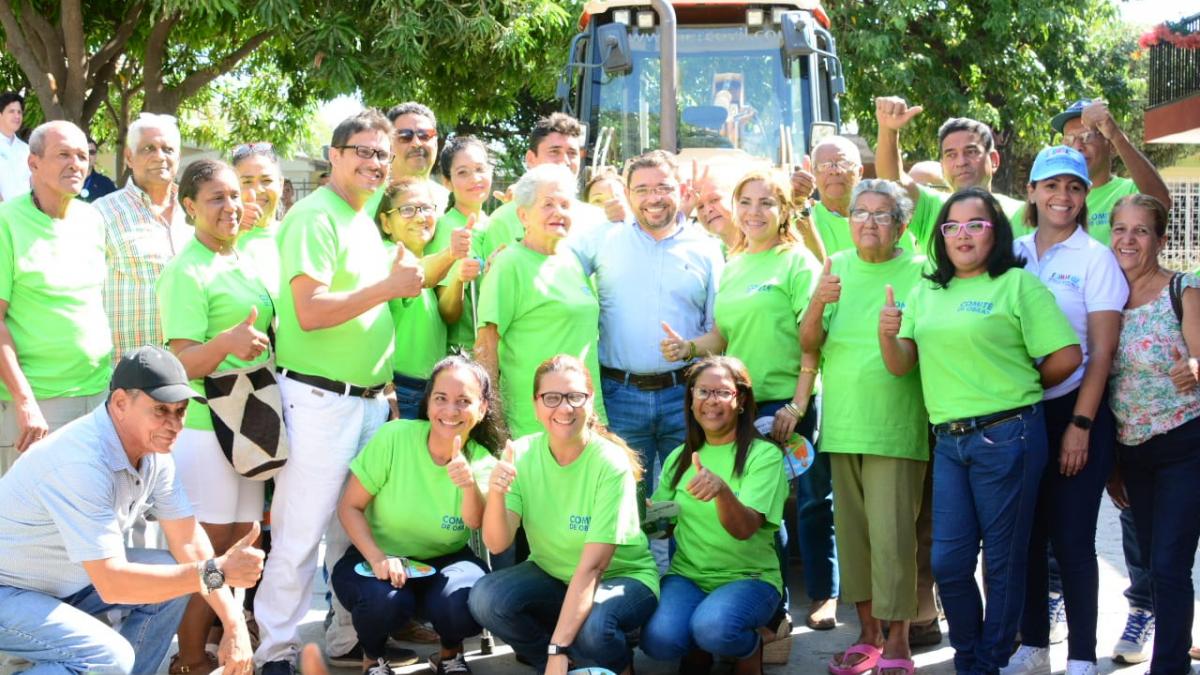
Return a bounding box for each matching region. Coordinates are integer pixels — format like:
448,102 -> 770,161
110,346 -> 206,403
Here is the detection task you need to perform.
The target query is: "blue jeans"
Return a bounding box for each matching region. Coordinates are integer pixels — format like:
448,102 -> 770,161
1118,415 -> 1200,675
600,376 -> 686,489
0,549 -> 188,674
392,373 -> 428,421
1020,390 -> 1114,662
331,546 -> 485,658
467,560 -> 657,672
641,575 -> 780,661
1121,503 -> 1153,610
931,404 -> 1047,675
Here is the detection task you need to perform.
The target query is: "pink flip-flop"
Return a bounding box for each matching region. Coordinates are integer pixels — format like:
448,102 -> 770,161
828,643 -> 882,675
876,656 -> 916,674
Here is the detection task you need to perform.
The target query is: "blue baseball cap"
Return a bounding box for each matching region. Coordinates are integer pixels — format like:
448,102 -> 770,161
1051,99 -> 1092,134
1029,145 -> 1091,187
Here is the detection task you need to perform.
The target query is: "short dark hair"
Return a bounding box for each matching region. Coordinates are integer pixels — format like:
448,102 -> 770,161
330,109 -> 391,148
528,112 -> 584,156
583,166 -> 622,202
0,91 -> 24,113
1112,194 -> 1170,238
386,102 -> 437,127
938,117 -> 996,154
438,135 -> 490,181
624,149 -> 679,185
925,187 -> 1026,289
178,159 -> 236,224
86,134 -> 98,148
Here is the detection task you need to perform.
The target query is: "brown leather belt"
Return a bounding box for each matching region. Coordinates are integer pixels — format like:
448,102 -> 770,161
600,366 -> 687,391
933,405 -> 1033,436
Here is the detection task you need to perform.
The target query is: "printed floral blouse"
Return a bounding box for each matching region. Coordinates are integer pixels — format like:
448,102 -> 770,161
1110,273 -> 1200,445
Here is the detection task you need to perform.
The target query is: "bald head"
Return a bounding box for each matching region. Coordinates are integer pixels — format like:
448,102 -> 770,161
29,121 -> 86,157
812,135 -> 863,212
28,121 -> 89,199
812,136 -> 862,166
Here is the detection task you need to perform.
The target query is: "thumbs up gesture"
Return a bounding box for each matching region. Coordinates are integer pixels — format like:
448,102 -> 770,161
387,243 -> 425,299
875,96 -> 924,131
659,321 -> 690,362
814,257 -> 842,305
222,305 -> 270,361
489,441 -> 518,495
450,215 -> 475,259
239,201 -> 264,232
445,435 -> 475,489
1168,345 -> 1200,394
790,154 -> 815,204
878,285 -> 903,338
217,521 -> 265,588
685,452 -> 726,502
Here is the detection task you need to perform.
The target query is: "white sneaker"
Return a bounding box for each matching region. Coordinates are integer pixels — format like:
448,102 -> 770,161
999,645 -> 1050,675
1048,591 -> 1067,645
1112,607 -> 1154,664
1065,659 -> 1097,675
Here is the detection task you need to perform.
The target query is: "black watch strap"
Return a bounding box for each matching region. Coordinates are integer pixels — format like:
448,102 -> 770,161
547,643 -> 568,656
1070,414 -> 1093,430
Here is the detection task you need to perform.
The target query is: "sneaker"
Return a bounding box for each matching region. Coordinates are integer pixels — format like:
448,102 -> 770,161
1048,592 -> 1067,645
1065,660 -> 1097,675
328,643 -> 420,668
430,652 -> 472,674
260,660 -> 296,675
1112,608 -> 1154,664
999,645 -> 1050,675
363,657 -> 395,675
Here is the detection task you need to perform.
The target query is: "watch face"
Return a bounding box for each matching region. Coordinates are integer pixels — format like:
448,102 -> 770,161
203,565 -> 225,589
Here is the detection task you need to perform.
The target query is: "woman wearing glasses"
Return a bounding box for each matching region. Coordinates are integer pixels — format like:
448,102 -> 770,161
1003,147 -> 1127,675
475,164 -> 606,437
232,142 -> 284,300
639,356 -> 788,675
798,179 -> 929,675
431,136 -> 491,354
469,355 -> 658,675
879,187 -> 1082,675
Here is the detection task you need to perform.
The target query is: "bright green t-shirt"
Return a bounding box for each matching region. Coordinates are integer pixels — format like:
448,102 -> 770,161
476,244 -> 606,437
715,245 -> 821,402
384,241 -> 447,380
430,208 -> 490,352
274,187 -> 394,386
653,439 -> 787,594
899,268 -> 1079,424
819,249 -> 928,459
910,187 -> 1029,251
156,238 -> 275,431
1084,177 -> 1138,246
235,222 -> 281,302
813,201 -> 918,257
506,432 -> 659,596
478,202 -> 522,263
350,419 -> 496,559
0,195 -> 111,399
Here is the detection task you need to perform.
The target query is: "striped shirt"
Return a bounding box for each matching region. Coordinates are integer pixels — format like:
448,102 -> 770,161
95,180 -> 192,359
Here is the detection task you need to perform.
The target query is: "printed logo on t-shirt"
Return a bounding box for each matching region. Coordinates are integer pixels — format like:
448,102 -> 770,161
1089,212 -> 1108,227
1047,272 -> 1082,291
568,514 -> 591,531
957,300 -> 994,315
441,515 -> 465,531
746,282 -> 778,294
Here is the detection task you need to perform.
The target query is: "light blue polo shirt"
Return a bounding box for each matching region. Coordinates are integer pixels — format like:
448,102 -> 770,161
569,217 -> 724,375
0,404 -> 194,597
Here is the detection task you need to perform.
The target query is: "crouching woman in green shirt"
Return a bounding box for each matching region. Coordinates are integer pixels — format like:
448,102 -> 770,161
332,355 -> 504,675
639,356 -> 788,675
469,355 -> 658,675
878,187 -> 1082,675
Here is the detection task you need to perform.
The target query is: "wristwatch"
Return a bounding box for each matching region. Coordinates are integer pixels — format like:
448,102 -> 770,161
547,643 -> 569,656
199,558 -> 226,595
1070,414 -> 1093,431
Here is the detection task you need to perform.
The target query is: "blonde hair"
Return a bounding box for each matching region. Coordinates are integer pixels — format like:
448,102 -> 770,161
728,169 -> 801,255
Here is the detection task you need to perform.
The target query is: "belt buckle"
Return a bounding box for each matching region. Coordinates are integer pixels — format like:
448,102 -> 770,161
948,421 -> 972,435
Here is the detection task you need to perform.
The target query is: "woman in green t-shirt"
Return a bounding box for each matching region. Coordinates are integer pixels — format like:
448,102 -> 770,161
231,142 -> 284,300
157,159 -> 274,675
332,355 -> 505,675
879,187 -> 1082,675
469,355 -> 658,675
799,179 -> 929,675
640,356 -> 788,675
432,136 -> 489,353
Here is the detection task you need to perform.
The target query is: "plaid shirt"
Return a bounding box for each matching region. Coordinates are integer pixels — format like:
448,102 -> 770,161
95,180 -> 192,359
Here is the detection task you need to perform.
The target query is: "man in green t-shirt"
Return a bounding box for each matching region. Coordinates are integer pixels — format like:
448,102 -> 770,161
385,102 -> 449,214
1050,99 -> 1172,245
0,121 -> 111,475
254,110 -> 425,673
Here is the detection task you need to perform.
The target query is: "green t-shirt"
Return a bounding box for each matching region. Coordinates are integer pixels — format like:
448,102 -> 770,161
813,201 -> 918,257
819,249 -> 928,459
275,187 -> 394,386
235,222 -> 281,302
430,208 -> 490,352
384,241 -> 447,380
477,244 -> 606,437
0,195 -> 111,399
653,439 -> 787,594
899,268 -> 1079,424
157,238 -> 275,431
1084,177 -> 1138,246
715,245 -> 821,401
350,419 -> 496,559
506,432 -> 659,596
910,187 -> 1029,251
478,202 -> 522,263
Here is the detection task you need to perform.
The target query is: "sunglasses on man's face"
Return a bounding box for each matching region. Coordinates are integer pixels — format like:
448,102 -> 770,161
394,128 -> 438,143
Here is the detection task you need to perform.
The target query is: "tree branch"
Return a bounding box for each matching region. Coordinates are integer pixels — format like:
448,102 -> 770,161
89,1 -> 146,78
0,0 -> 62,116
141,10 -> 181,109
169,30 -> 272,105
60,0 -> 88,120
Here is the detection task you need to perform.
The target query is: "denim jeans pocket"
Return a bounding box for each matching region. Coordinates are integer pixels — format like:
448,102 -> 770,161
979,414 -> 1025,446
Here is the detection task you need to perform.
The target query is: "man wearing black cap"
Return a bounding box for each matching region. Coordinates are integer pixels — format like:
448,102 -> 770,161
0,346 -> 263,675
1050,99 -> 1171,245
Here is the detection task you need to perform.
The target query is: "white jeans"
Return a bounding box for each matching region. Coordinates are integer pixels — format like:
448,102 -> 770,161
174,428 -> 265,524
253,375 -> 387,665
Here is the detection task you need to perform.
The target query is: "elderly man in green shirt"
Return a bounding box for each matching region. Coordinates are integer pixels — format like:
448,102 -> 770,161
0,120 -> 111,474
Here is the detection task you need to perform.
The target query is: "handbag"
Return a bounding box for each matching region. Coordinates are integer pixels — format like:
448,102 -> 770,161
204,354 -> 289,480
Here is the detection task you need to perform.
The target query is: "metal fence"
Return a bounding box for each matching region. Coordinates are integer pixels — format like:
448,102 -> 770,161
1164,180 -> 1200,272
1148,13 -> 1200,108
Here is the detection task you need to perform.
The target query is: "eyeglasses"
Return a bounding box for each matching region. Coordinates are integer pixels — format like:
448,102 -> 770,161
232,142 -> 277,162
538,391 -> 590,408
394,128 -> 438,143
850,209 -> 895,225
940,220 -> 994,237
335,144 -> 391,162
630,184 -> 677,198
692,387 -> 737,402
815,159 -> 858,173
385,203 -> 438,218
1062,131 -> 1100,146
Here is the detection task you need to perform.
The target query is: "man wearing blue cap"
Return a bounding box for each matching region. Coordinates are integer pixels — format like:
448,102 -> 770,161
1051,99 -> 1171,246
